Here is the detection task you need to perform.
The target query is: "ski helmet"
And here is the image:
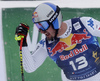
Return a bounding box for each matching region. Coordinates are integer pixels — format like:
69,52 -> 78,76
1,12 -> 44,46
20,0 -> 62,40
32,2 -> 62,31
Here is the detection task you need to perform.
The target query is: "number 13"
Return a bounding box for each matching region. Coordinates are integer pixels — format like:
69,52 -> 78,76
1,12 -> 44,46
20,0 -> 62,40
69,56 -> 88,71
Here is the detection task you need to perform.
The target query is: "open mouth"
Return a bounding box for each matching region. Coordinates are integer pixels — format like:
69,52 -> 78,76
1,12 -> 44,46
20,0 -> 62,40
46,33 -> 50,37
45,31 -> 50,37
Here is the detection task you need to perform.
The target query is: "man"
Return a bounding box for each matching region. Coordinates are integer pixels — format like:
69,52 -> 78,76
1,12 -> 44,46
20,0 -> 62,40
15,2 -> 100,81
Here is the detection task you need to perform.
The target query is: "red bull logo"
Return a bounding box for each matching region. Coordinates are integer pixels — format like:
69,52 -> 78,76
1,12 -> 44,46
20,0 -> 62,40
32,12 -> 38,18
48,29 -> 91,56
48,41 -> 68,56
71,29 -> 91,45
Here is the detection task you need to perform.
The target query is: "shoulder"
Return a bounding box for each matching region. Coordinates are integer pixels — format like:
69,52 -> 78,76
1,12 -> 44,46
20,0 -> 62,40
80,17 -> 96,26
80,17 -> 100,37
80,16 -> 94,22
80,17 -> 100,29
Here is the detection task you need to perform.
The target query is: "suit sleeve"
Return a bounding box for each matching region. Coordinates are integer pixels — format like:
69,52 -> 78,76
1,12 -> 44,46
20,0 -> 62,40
22,39 -> 48,73
80,17 -> 100,37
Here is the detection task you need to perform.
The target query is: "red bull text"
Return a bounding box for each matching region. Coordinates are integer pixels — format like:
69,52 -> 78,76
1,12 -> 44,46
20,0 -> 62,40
59,44 -> 88,61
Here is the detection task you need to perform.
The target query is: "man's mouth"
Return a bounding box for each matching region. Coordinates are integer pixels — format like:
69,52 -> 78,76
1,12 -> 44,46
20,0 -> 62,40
45,32 -> 50,37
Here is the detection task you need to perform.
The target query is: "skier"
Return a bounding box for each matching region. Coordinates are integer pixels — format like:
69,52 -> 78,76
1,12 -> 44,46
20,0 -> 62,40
15,2 -> 100,81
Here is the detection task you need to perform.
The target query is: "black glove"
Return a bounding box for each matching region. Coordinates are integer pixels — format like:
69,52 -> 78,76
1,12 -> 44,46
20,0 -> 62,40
15,23 -> 29,46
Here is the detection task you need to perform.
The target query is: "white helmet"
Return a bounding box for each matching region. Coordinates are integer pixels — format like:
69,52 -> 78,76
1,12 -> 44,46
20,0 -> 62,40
32,2 -> 62,30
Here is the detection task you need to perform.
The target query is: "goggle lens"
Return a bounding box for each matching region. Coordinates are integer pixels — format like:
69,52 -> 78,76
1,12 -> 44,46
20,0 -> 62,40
35,21 -> 49,31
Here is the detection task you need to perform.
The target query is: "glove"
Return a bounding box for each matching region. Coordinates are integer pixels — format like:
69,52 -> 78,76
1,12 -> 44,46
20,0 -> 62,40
15,23 -> 29,46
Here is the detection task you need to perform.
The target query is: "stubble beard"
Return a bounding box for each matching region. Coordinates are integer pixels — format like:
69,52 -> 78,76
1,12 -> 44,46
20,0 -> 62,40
46,36 -> 54,41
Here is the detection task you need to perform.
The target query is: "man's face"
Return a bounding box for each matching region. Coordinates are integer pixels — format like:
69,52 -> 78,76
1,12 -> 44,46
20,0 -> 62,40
39,26 -> 56,41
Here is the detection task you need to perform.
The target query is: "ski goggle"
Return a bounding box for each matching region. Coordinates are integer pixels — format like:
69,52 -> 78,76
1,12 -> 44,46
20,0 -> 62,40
34,21 -> 50,31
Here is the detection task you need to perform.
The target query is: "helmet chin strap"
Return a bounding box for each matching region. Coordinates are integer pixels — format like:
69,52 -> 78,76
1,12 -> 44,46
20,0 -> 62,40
47,29 -> 58,41
54,29 -> 58,40
50,23 -> 58,41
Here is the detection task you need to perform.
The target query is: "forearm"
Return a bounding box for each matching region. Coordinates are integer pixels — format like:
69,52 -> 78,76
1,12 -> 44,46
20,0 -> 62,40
22,46 -> 48,73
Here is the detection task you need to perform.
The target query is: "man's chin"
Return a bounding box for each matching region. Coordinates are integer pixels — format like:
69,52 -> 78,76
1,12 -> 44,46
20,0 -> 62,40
46,37 -> 54,41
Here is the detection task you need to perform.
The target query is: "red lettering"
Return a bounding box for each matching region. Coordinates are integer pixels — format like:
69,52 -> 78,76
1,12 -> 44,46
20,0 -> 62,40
69,51 -> 74,57
79,48 -> 84,53
59,44 -> 88,61
59,55 -> 65,61
82,44 -> 88,50
73,49 -> 79,55
65,55 -> 69,60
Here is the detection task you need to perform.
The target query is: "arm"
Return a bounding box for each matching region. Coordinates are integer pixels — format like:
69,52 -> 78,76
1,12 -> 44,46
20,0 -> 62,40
80,17 -> 100,37
15,23 -> 48,73
22,41 -> 48,73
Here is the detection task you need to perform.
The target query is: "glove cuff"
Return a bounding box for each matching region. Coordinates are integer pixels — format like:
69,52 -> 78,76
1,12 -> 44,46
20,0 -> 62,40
18,37 -> 27,47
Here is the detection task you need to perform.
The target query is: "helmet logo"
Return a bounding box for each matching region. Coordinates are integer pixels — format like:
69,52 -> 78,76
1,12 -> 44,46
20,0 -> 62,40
32,12 -> 38,18
47,10 -> 53,17
49,13 -> 58,23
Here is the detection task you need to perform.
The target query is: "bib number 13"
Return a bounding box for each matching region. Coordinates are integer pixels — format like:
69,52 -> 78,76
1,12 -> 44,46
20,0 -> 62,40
69,56 -> 88,71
